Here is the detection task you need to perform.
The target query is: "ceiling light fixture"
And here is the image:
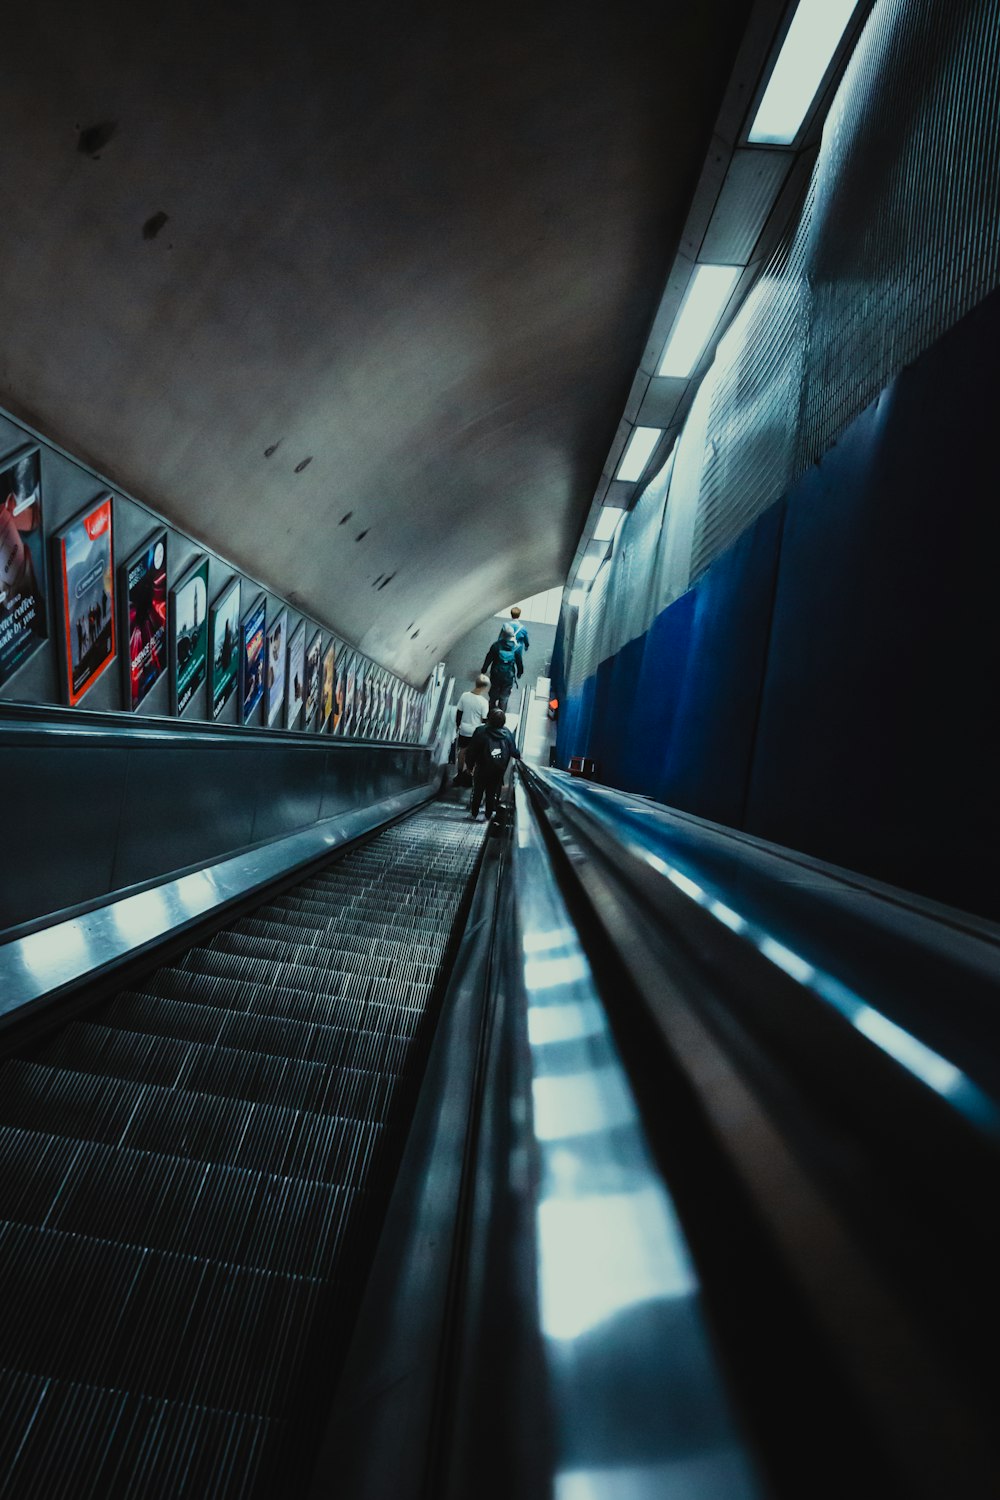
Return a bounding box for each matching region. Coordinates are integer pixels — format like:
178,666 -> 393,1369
577,551 -> 605,583
593,507 -> 625,543
615,427 -> 662,483
748,0 -> 861,146
657,265 -> 741,378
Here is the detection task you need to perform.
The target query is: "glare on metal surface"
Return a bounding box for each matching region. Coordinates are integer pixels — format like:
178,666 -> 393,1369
657,265 -> 741,378
536,1187 -> 696,1341
852,1006 -> 964,1099
528,1001 -> 604,1046
615,426 -> 662,483
593,506 -> 625,543
748,0 -> 861,145
531,1067 -> 638,1142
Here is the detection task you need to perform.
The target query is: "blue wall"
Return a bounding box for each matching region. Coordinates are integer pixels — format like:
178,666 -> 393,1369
559,285 -> 1000,917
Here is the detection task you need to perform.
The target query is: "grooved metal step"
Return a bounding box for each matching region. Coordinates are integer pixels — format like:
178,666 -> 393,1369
0,802 -> 484,1498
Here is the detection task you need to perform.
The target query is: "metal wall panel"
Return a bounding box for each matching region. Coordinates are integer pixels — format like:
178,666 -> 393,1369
564,0 -> 1000,692
0,710 -> 436,936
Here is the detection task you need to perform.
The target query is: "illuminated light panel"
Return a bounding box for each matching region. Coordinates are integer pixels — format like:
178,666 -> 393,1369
576,552 -> 604,584
615,426 -> 662,483
658,265 -> 741,377
748,0 -> 862,145
593,506 -> 625,543
567,589 -> 586,608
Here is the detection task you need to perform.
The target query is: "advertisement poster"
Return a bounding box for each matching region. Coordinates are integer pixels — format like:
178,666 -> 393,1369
120,531 -> 167,712
209,576 -> 241,720
241,595 -> 266,724
286,621 -> 305,728
373,671 -> 386,738
0,444 -> 48,689
341,650 -> 357,735
171,556 -> 209,715
54,494 -> 115,706
303,630 -> 322,727
265,608 -> 287,726
354,658 -> 368,737
322,641 -> 336,730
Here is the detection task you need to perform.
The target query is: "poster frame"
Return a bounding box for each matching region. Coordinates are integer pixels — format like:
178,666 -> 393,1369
265,607 -> 288,727
119,528 -> 168,714
52,493 -> 116,708
209,574 -> 241,721
169,554 -> 210,716
285,619 -> 306,729
0,441 -> 49,690
240,594 -> 266,725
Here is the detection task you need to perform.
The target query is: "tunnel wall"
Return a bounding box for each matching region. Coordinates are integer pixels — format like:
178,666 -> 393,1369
1,404 -> 427,729
558,284 -> 1000,916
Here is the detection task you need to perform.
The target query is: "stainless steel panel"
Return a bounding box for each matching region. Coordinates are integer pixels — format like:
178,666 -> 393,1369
0,746 -> 128,930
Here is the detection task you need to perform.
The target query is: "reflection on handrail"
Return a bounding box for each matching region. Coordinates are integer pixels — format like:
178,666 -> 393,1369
526,767 -> 1000,1142
509,778 -> 764,1498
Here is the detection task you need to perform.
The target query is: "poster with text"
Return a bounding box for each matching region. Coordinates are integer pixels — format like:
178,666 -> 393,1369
322,641 -> 336,730
265,608 -> 287,726
241,596 -> 266,724
121,530 -> 167,712
303,630 -> 322,727
286,621 -> 305,728
171,556 -> 209,715
54,495 -> 115,706
0,444 -> 48,689
209,576 -> 241,719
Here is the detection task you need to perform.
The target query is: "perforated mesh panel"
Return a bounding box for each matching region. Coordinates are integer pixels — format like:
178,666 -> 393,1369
564,0 -> 1000,694
693,201 -> 812,578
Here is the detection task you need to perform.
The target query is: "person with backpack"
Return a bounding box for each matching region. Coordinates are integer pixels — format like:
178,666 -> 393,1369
482,621 -> 523,711
465,708 -> 520,820
453,671 -> 490,784
507,605 -> 530,656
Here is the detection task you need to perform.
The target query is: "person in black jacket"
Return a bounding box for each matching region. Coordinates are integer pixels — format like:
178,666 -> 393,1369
481,621 -> 524,711
465,708 -> 520,819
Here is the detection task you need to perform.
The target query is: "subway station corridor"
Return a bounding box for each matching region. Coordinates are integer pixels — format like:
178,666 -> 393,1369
3,1 -> 1000,1495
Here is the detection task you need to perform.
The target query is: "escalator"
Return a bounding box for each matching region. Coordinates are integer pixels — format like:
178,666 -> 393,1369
0,801 -> 485,1500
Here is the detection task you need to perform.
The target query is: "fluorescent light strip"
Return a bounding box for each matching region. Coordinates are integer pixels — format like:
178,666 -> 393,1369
593,506 -> 625,543
615,426 -> 662,483
576,551 -> 604,583
748,0 -> 861,145
657,265 -> 741,378
567,589 -> 586,607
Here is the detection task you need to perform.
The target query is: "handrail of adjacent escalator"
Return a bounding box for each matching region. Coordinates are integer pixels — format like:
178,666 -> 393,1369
514,762 -> 1000,1496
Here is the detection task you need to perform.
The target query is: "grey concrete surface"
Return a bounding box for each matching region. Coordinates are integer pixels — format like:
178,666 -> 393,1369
0,0 -> 751,681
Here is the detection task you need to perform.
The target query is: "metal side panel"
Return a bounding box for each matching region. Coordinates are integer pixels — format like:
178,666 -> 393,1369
0,780 -> 438,1029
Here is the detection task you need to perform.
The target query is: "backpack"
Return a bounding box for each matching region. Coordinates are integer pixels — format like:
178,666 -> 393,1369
493,640 -> 517,685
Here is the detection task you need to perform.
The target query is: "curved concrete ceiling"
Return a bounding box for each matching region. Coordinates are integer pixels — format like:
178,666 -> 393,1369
1,0 -> 752,681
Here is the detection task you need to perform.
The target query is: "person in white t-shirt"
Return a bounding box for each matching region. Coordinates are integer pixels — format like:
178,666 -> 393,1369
454,673 -> 490,783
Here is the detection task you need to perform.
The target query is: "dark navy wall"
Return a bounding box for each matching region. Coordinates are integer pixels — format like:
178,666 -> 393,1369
559,285 -> 1000,918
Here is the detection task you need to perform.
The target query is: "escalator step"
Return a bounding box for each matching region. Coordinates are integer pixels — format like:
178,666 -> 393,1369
0,1128 -> 357,1278
0,1062 -> 387,1178
140,966 -> 431,1026
0,1369 -> 276,1500
0,1222 -> 321,1414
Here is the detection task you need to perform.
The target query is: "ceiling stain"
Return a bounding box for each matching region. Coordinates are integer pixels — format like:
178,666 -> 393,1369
142,211 -> 169,240
77,120 -> 117,157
